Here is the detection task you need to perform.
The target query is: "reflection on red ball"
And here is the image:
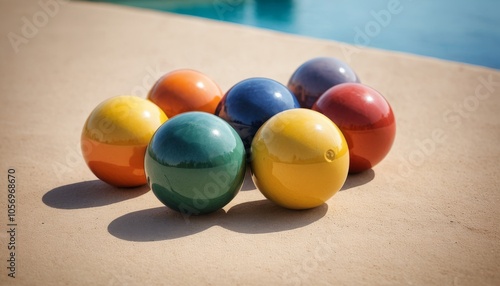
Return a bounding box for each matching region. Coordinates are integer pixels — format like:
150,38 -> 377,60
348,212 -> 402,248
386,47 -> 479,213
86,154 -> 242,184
313,83 -> 396,173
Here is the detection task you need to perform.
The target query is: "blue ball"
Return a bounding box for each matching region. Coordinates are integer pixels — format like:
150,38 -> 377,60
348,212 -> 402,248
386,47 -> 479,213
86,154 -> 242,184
215,77 -> 300,153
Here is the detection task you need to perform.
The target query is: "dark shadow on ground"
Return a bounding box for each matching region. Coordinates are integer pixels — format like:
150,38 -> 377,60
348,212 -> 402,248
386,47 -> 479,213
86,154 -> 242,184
108,200 -> 327,241
341,169 -> 375,191
108,207 -> 224,241
223,199 -> 328,234
42,180 -> 149,209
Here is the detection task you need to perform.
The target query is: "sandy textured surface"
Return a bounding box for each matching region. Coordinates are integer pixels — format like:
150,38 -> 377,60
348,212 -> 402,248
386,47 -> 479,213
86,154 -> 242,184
1,0 -> 499,285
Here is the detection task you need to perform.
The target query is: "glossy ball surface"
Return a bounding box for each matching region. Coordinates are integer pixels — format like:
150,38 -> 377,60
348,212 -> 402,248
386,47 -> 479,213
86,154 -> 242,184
313,83 -> 396,173
215,77 -> 300,152
251,109 -> 349,210
147,69 -> 223,118
81,95 -> 168,187
288,57 -> 360,108
145,112 -> 246,215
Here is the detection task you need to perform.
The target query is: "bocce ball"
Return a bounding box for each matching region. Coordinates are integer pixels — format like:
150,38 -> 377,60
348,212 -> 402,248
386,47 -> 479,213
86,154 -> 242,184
215,77 -> 300,152
147,69 -> 223,118
81,95 -> 168,187
145,112 -> 246,215
313,83 -> 396,173
288,57 -> 360,108
251,108 -> 349,210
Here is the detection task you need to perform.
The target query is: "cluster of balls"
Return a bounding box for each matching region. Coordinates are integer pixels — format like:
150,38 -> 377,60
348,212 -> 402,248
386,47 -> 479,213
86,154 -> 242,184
81,57 -> 396,215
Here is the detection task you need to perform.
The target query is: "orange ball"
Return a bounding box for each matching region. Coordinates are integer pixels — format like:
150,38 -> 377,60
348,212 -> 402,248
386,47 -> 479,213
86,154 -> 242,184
147,69 -> 223,117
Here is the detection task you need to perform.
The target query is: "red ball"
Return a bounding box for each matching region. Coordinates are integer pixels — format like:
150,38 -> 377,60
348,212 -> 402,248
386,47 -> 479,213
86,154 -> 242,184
313,83 -> 396,173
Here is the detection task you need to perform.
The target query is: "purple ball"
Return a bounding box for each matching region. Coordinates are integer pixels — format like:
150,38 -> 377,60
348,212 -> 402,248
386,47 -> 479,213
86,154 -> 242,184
288,57 -> 360,108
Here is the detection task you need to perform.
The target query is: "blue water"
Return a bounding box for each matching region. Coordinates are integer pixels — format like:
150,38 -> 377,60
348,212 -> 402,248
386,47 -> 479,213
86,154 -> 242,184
85,0 -> 500,69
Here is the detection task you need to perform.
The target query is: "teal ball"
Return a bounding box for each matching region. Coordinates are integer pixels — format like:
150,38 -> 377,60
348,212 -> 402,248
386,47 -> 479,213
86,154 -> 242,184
145,112 -> 246,215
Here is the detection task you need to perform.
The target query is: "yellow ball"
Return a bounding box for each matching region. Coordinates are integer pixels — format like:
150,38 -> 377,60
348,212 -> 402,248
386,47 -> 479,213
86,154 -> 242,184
81,95 -> 168,187
250,108 -> 349,209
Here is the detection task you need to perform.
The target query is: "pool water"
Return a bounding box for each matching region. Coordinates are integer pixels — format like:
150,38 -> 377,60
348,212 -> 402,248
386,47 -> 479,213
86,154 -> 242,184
85,0 -> 500,69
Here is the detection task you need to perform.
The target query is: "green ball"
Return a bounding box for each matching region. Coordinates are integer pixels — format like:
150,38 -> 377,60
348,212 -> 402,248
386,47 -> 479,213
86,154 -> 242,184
145,112 -> 246,215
